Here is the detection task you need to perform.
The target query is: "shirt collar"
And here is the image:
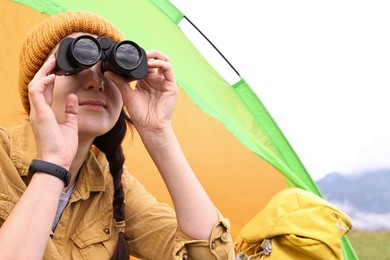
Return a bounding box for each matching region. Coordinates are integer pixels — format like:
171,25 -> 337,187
74,148 -> 108,200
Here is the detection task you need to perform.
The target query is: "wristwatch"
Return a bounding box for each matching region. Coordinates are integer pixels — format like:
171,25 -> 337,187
28,159 -> 71,187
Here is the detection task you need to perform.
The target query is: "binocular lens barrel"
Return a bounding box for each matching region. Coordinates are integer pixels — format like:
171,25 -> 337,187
115,42 -> 140,69
72,37 -> 101,66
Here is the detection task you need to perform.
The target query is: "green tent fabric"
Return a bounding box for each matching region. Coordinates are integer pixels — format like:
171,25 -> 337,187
10,0 -> 358,258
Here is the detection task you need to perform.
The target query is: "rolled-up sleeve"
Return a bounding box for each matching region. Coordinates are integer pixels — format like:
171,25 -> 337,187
122,170 -> 235,260
174,211 -> 235,260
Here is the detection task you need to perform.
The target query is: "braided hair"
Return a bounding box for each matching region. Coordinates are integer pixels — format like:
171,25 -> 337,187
94,110 -> 132,260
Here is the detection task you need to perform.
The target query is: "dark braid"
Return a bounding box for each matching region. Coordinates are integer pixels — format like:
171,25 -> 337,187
94,110 -> 132,260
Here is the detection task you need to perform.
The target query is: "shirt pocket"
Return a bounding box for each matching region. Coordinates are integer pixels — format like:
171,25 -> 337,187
71,208 -> 119,259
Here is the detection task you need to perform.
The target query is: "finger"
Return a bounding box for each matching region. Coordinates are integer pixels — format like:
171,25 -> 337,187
28,74 -> 56,116
146,50 -> 170,62
31,55 -> 57,82
28,55 -> 57,112
63,94 -> 79,127
147,59 -> 175,82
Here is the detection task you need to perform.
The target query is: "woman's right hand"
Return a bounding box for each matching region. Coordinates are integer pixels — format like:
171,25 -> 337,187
27,55 -> 79,170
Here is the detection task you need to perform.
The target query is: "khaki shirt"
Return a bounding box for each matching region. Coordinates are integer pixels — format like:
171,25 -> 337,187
0,121 -> 235,259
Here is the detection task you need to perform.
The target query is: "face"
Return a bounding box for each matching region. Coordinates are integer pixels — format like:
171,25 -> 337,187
50,33 -> 123,139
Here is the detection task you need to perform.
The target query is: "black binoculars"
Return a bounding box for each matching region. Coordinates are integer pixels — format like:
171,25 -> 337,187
55,35 -> 148,80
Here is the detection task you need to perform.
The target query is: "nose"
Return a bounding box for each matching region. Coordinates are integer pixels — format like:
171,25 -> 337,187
83,62 -> 105,92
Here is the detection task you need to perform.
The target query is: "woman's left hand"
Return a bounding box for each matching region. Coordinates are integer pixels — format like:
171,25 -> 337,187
106,50 -> 178,133
107,51 -> 220,241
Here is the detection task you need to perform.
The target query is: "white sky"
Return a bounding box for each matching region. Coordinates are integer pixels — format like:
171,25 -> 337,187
171,0 -> 390,180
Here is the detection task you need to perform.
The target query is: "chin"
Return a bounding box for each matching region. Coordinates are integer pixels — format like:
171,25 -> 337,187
78,113 -> 117,134
78,123 -> 114,139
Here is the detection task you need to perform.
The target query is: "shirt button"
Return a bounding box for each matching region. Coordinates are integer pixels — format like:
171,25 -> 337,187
211,241 -> 217,249
183,253 -> 188,260
103,228 -> 110,234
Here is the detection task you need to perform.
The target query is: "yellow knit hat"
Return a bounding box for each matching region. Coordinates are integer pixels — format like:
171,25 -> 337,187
19,11 -> 124,114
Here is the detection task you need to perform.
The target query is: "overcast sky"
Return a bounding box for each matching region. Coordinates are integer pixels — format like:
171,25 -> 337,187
171,0 -> 390,180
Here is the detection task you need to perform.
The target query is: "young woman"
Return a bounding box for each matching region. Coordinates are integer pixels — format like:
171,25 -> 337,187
0,11 -> 234,259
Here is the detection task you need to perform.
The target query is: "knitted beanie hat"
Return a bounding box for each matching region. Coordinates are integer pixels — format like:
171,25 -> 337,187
19,11 -> 124,114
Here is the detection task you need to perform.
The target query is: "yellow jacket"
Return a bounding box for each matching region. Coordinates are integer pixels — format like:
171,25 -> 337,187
0,121 -> 235,259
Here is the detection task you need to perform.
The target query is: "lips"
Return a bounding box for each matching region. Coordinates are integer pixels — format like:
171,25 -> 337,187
79,99 -> 107,109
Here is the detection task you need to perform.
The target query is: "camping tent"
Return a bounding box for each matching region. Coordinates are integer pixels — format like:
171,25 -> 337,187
0,0 -> 357,258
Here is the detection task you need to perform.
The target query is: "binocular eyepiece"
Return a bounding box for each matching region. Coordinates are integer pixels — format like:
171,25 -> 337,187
55,35 -> 148,80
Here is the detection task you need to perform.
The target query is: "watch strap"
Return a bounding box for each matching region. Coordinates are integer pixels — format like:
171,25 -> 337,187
28,159 -> 71,187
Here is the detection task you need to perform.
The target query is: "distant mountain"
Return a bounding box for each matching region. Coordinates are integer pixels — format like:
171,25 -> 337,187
316,169 -> 390,230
